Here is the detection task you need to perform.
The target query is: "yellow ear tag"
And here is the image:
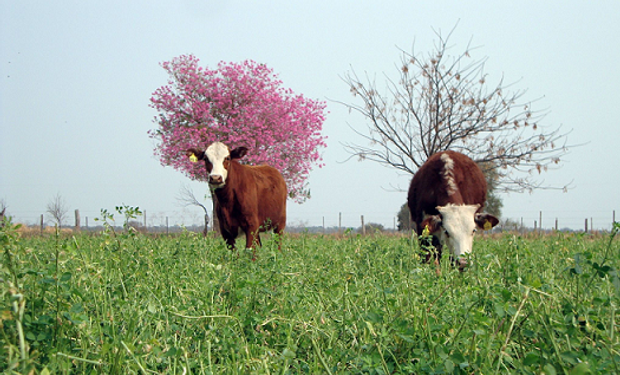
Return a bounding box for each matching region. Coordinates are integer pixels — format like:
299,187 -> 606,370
189,153 -> 198,163
422,224 -> 430,237
483,220 -> 493,231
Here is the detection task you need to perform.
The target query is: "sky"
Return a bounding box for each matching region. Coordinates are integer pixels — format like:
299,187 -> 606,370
1,1 -> 619,231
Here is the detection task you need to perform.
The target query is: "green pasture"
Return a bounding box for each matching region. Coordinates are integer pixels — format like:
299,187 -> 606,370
2,220 -> 620,374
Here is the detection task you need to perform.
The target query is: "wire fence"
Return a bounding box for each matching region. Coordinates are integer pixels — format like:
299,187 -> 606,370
6,208 -> 618,235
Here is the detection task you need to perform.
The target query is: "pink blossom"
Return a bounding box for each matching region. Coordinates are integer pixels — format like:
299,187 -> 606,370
149,55 -> 327,203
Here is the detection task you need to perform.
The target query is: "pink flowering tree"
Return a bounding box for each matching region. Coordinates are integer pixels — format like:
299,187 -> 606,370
149,55 -> 327,203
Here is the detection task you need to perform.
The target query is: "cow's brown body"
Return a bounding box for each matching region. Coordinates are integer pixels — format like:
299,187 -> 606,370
213,161 -> 287,250
408,151 -> 488,229
407,150 -> 498,268
187,143 -> 286,258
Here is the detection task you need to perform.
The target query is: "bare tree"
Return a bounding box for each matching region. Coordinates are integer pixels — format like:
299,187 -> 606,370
340,28 -> 570,193
46,193 -> 68,228
0,199 -> 7,225
176,184 -> 210,236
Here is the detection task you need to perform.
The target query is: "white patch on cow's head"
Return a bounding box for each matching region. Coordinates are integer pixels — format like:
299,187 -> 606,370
440,153 -> 458,196
436,204 -> 480,258
205,142 -> 230,188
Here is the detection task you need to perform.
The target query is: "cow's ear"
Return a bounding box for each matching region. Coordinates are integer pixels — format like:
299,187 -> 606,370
186,148 -> 205,161
421,215 -> 442,234
475,213 -> 499,231
230,147 -> 249,160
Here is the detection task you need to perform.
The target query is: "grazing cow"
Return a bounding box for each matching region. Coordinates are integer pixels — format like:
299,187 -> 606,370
187,142 -> 287,258
407,150 -> 499,270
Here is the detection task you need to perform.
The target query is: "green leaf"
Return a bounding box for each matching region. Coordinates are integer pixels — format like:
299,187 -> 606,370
164,347 -> 178,357
282,347 -> 296,359
364,310 -> 383,323
523,352 -> 540,366
436,346 -> 448,360
494,303 -> 505,318
500,288 -> 512,301
569,362 -> 591,375
543,363 -> 557,375
530,278 -> 542,288
70,303 -> 84,314
444,359 -> 455,372
450,351 -> 466,364
36,314 -> 54,325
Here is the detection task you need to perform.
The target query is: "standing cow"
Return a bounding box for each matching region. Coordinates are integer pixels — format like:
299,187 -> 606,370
187,142 -> 287,258
407,150 -> 499,270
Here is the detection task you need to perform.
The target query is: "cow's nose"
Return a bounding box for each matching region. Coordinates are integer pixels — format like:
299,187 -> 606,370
209,175 -> 223,185
456,257 -> 468,272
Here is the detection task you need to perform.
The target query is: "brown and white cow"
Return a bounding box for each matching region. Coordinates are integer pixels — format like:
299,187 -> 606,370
407,150 -> 499,270
187,142 -> 287,258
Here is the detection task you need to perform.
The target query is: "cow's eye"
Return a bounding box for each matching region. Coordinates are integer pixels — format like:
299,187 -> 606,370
473,228 -> 477,234
443,229 -> 450,238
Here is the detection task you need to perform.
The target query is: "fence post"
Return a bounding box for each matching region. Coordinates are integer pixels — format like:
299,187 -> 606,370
361,215 -> 365,235
75,209 -> 81,232
322,216 -> 325,234
40,214 -> 44,235
166,216 -> 169,235
585,218 -> 588,233
539,211 -> 542,233
339,212 -> 342,235
555,218 -> 558,231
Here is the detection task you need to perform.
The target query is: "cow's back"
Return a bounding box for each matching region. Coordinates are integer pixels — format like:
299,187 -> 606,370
407,151 -> 487,232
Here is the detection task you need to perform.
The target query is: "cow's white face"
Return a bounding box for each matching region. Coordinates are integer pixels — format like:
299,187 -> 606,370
205,142 -> 231,188
436,204 -> 480,258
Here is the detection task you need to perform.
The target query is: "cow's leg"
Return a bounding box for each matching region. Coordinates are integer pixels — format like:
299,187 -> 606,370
244,224 -> 262,261
254,233 -> 262,260
432,236 -> 443,262
419,234 -> 441,263
432,239 -> 444,275
245,230 -> 261,247
419,235 -> 443,276
244,229 -> 254,249
225,236 -> 236,250
273,226 -> 284,251
221,228 -> 237,252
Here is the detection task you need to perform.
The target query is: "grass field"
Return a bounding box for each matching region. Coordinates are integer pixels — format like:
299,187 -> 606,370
2,219 -> 620,374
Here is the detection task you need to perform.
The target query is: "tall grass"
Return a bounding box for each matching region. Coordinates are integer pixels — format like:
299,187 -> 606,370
2,221 -> 620,374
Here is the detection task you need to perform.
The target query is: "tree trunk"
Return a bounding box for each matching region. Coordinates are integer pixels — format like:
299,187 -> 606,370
202,213 -> 209,237
210,189 -> 221,235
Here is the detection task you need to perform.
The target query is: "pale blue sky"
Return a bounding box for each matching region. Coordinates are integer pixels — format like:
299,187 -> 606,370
1,1 -> 619,230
